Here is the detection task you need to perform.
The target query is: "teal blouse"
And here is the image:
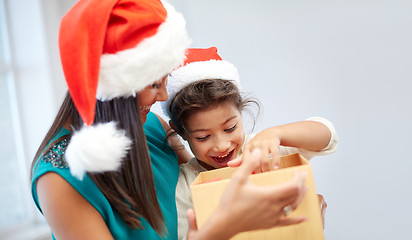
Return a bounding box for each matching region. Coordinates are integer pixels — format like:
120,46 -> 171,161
31,112 -> 179,239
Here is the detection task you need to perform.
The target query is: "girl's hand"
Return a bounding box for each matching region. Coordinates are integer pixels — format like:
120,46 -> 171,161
229,128 -> 282,172
228,119 -> 334,172
187,149 -> 308,240
246,128 -> 282,171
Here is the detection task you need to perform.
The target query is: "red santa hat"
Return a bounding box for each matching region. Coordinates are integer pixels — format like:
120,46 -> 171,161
162,47 -> 240,117
61,0 -> 191,180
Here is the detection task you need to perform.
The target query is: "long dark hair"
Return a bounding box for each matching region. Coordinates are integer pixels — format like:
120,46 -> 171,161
168,79 -> 260,138
32,91 -> 165,234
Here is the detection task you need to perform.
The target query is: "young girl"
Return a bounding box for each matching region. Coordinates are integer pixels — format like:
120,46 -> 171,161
31,1 -> 309,239
162,47 -> 338,239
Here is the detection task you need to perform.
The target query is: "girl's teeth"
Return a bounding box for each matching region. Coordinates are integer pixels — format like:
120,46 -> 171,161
215,152 -> 229,158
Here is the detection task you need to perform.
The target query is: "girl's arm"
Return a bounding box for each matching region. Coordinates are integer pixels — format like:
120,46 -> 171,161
231,118 -> 336,172
187,149 -> 308,240
36,172 -> 114,240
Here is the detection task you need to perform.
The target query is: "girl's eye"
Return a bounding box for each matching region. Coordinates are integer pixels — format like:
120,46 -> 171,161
196,135 -> 209,141
225,124 -> 237,132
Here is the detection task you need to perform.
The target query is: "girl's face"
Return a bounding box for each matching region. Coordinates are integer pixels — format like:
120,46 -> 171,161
138,76 -> 168,123
185,102 -> 245,170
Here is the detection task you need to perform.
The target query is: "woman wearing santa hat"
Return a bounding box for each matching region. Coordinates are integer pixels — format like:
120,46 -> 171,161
31,0 -> 307,239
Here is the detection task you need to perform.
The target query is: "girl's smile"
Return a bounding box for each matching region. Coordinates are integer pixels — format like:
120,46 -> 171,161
185,101 -> 245,170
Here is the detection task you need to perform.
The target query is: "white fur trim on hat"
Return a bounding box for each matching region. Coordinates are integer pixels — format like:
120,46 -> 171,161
65,122 -> 132,180
162,59 -> 240,117
97,1 -> 191,101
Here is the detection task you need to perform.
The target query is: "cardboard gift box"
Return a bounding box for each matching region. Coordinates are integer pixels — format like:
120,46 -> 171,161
190,153 -> 324,240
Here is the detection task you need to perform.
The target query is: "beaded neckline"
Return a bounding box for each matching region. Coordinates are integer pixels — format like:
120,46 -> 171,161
43,138 -> 69,169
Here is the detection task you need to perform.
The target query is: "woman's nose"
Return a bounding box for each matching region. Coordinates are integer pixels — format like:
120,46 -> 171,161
156,84 -> 168,101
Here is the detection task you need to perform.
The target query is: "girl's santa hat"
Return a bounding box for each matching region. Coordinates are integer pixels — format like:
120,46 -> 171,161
162,47 -> 240,117
61,0 -> 191,180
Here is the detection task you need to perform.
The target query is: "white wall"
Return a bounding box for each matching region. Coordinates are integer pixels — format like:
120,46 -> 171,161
165,0 -> 412,239
7,0 -> 72,167
17,0 -> 412,239
3,0 -> 58,236
6,0 -> 55,169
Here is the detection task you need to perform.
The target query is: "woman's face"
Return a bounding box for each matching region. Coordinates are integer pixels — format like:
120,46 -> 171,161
138,76 -> 168,123
185,102 -> 245,170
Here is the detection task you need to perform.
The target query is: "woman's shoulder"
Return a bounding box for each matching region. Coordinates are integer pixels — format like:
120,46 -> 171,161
32,133 -> 71,180
144,112 -> 166,136
143,112 -> 175,153
41,137 -> 70,169
31,130 -> 109,214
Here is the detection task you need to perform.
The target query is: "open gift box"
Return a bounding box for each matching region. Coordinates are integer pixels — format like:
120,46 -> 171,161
190,153 -> 325,240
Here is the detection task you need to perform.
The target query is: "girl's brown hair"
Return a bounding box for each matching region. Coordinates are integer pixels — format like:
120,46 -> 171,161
168,79 -> 259,138
32,91 -> 165,234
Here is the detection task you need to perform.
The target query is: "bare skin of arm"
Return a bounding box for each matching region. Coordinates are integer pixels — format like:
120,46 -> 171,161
231,120 -> 332,172
36,172 -> 114,240
155,113 -> 193,164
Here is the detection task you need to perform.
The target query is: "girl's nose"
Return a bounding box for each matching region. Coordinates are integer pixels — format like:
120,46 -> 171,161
213,135 -> 231,153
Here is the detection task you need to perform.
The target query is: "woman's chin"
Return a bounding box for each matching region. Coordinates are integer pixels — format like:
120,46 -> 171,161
140,109 -> 151,123
140,113 -> 148,123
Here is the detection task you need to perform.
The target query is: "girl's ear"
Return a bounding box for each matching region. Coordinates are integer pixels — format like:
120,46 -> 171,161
169,120 -> 187,140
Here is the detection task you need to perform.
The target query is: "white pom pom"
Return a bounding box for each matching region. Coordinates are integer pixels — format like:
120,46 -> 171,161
65,122 -> 132,180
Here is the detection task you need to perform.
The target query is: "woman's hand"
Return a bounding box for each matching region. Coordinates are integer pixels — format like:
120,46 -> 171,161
187,149 -> 308,240
155,113 -> 193,164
